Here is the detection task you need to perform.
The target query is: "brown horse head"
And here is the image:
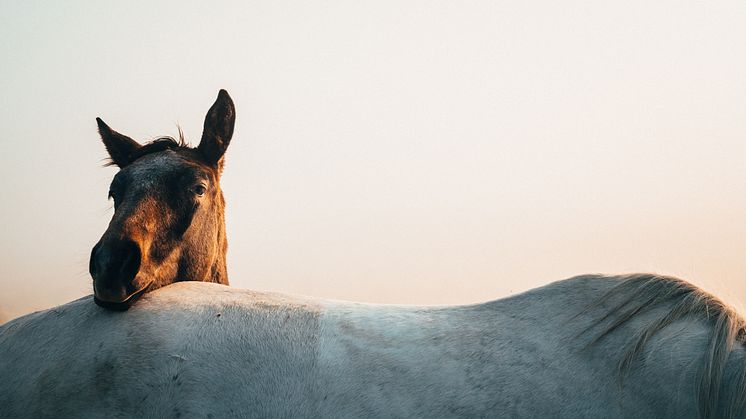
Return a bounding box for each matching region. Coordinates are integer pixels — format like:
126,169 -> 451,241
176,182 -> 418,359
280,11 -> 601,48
90,90 -> 235,310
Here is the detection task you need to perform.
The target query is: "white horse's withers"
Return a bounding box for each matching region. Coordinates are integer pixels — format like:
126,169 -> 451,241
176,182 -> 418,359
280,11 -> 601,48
1,274 -> 745,418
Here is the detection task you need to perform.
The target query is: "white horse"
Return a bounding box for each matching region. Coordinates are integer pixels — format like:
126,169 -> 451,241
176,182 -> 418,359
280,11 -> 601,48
1,273 -> 744,418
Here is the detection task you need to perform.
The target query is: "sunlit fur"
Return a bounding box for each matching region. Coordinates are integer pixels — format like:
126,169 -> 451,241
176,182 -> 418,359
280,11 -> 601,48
89,90 -> 234,309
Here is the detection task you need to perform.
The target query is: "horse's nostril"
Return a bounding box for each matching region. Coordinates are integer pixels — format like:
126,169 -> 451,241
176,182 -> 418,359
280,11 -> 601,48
119,240 -> 141,284
90,239 -> 142,301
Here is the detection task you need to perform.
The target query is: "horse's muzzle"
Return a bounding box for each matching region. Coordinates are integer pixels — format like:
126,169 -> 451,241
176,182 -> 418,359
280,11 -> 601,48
90,238 -> 145,310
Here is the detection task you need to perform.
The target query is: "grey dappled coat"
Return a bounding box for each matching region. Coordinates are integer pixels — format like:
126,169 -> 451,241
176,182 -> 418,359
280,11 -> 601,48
1,274 -> 745,418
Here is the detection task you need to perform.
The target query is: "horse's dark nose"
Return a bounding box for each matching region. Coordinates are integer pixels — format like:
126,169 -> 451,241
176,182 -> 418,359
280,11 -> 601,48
90,239 -> 142,305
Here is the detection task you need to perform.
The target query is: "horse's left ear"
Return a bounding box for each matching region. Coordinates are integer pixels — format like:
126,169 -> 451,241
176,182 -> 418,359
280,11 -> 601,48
198,89 -> 235,170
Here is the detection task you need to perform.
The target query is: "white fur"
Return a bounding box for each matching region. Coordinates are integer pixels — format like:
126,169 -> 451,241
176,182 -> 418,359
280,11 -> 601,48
0,276 -> 743,417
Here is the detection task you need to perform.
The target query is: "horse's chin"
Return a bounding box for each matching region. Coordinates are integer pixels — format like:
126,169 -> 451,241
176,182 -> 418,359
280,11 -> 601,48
94,282 -> 151,311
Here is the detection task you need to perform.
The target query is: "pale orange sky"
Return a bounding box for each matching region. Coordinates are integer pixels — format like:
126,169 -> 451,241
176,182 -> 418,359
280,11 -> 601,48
1,1 -> 745,322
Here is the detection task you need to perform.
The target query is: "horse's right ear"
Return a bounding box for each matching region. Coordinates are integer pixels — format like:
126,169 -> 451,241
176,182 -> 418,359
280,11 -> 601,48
96,118 -> 141,168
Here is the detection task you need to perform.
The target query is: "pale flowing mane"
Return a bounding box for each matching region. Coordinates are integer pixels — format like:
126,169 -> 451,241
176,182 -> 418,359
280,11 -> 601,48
583,274 -> 746,419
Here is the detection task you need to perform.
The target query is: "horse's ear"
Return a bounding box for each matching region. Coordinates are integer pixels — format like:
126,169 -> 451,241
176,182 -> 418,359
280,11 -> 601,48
198,89 -> 235,170
96,118 -> 141,168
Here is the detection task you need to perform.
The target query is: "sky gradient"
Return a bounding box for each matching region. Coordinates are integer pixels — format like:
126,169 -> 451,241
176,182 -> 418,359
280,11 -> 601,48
1,1 -> 745,322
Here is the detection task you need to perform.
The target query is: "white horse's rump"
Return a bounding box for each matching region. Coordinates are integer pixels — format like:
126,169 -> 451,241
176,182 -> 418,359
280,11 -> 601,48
1,275 -> 744,418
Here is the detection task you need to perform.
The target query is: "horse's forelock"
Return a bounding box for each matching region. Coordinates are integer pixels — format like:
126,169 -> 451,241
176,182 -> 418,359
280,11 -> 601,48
104,132 -> 190,168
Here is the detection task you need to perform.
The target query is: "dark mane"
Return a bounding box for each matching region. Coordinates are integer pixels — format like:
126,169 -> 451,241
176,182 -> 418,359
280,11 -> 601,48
104,128 -> 189,167
582,274 -> 746,419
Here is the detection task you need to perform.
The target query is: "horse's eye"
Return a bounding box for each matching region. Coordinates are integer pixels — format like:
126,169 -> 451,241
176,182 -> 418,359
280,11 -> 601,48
192,184 -> 207,197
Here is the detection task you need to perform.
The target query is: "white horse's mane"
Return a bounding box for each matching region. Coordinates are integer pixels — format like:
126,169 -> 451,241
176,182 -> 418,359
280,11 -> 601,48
582,274 -> 746,419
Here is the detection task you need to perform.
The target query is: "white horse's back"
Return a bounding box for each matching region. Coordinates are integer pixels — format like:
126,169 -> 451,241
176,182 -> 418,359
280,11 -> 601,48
1,275 -> 744,418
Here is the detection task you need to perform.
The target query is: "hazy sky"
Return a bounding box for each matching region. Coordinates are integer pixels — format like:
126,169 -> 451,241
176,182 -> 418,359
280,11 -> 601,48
1,1 -> 745,322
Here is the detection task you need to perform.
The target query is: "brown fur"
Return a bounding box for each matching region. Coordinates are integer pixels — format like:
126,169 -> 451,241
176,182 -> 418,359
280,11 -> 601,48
89,90 -> 235,311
